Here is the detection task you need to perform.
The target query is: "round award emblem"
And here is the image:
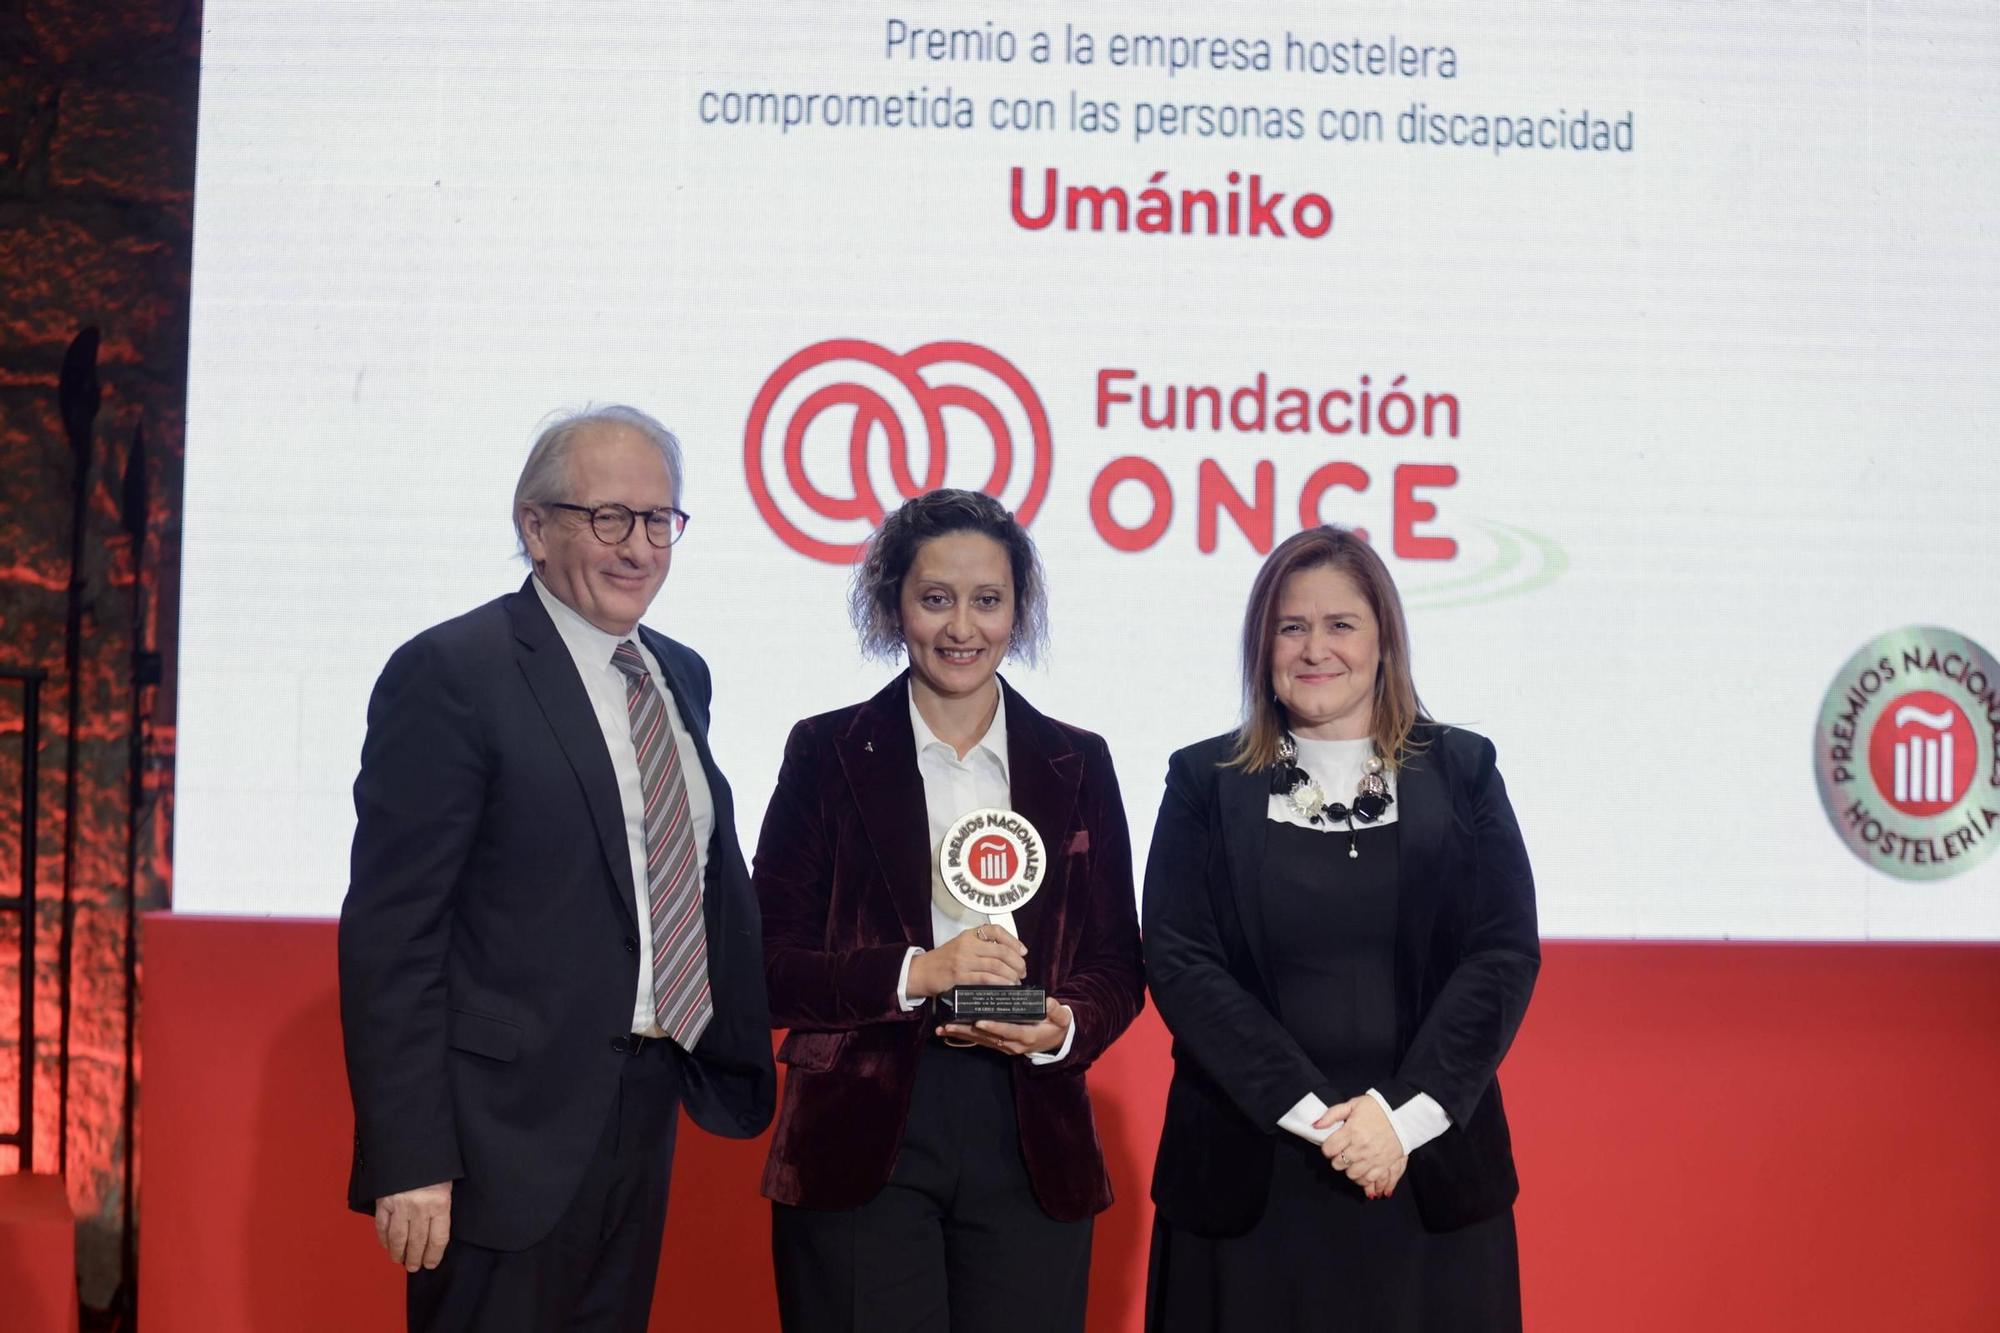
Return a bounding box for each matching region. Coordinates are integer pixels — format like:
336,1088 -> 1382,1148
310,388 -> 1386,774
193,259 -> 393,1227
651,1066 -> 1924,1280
937,807 -> 1046,925
1813,626 -> 2000,881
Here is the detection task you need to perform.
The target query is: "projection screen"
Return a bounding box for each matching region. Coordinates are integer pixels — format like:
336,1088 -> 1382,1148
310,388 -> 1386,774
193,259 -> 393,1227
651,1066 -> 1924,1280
173,1 -> 2000,937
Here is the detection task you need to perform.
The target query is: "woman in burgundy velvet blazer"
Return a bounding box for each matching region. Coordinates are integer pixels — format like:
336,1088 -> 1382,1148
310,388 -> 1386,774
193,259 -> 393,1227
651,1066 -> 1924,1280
751,490 -> 1144,1333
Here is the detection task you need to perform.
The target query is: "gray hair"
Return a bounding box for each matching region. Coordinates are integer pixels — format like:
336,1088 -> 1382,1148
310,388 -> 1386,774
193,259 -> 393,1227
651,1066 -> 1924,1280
512,404 -> 686,558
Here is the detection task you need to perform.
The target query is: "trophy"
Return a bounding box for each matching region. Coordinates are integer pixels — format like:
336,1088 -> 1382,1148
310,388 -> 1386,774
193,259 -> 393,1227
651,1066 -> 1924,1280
935,806 -> 1048,1021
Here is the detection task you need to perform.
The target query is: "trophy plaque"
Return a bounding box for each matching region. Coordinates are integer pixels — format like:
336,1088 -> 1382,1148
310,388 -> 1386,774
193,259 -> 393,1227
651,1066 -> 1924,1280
936,806 -> 1047,1021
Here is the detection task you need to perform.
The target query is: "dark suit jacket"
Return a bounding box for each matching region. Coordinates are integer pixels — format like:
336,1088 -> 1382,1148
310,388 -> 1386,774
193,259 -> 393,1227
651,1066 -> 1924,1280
338,579 -> 775,1251
753,673 -> 1145,1223
1144,723 -> 1539,1237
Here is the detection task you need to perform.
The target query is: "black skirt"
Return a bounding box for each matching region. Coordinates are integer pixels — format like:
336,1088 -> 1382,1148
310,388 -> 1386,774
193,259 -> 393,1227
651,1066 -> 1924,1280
1146,821 -> 1521,1333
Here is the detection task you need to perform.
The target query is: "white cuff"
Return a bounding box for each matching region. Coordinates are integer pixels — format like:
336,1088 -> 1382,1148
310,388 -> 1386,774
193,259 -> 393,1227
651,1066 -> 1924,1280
1277,1092 -> 1338,1145
1366,1088 -> 1452,1155
1025,1006 -> 1077,1065
896,946 -> 925,1011
1277,1090 -> 1452,1154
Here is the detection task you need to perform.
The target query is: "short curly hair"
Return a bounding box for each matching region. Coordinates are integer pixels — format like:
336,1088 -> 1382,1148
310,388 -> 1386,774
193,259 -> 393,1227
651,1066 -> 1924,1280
849,489 -> 1049,665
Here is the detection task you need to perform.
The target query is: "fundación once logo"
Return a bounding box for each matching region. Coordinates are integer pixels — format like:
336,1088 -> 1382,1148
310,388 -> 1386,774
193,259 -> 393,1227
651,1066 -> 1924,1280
1813,626 -> 2000,881
743,339 -> 1053,563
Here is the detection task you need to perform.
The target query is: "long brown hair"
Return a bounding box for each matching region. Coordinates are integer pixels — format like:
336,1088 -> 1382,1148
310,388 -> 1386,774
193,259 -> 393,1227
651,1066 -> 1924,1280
1226,526 -> 1429,772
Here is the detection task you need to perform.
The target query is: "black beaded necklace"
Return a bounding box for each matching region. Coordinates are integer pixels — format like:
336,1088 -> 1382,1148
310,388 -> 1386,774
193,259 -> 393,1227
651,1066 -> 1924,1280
1270,733 -> 1394,859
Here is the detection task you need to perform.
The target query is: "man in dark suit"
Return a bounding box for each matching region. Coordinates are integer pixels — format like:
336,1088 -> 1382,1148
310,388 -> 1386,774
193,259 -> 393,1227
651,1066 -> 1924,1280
339,405 -> 775,1332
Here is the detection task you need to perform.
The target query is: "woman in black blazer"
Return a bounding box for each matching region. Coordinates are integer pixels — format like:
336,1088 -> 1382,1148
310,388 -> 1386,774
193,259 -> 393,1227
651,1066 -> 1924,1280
1143,525 -> 1539,1331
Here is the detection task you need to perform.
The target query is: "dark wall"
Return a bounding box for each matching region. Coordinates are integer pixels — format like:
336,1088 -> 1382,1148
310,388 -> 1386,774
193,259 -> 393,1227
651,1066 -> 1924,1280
0,0 -> 199,1309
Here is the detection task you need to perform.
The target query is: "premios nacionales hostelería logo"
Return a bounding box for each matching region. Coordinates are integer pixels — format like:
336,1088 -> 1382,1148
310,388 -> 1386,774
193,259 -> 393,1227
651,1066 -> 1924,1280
1814,626 -> 2000,881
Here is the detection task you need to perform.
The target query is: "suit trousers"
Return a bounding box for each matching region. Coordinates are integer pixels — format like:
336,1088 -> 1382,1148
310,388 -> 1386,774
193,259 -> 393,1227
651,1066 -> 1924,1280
408,1037 -> 682,1333
771,1040 -> 1093,1333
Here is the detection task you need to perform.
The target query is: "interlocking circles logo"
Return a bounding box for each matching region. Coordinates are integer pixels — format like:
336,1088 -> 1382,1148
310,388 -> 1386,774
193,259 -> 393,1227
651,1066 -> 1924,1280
1814,626 -> 2000,881
744,339 -> 1053,563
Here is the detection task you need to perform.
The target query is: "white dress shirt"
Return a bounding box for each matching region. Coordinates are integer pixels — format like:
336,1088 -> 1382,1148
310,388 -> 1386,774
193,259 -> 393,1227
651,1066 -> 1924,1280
1269,735 -> 1451,1157
531,576 -> 714,1037
893,681 -> 1075,1065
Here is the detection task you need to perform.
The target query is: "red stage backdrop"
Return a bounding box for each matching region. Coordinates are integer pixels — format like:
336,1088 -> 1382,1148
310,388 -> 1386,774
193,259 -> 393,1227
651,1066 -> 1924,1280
139,915 -> 2000,1332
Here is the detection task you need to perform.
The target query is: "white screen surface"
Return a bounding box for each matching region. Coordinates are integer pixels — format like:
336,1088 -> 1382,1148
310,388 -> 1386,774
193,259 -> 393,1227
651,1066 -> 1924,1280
175,2 -> 2000,935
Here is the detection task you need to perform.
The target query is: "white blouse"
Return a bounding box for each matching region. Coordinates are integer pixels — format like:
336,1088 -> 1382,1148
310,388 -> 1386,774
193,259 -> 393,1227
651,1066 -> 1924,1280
892,682 -> 1074,1064
1267,736 -> 1450,1157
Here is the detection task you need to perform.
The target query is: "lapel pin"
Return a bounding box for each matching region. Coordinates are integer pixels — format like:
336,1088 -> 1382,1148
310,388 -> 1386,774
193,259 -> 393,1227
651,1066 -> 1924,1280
864,740 -> 874,752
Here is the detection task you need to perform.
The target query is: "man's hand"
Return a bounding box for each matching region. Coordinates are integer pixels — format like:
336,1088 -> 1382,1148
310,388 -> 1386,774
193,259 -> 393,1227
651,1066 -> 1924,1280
374,1180 -> 453,1272
907,925 -> 1028,998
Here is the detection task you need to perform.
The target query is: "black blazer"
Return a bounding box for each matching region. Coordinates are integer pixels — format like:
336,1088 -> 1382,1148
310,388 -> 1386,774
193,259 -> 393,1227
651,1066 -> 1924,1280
338,580 -> 775,1251
1143,723 -> 1538,1236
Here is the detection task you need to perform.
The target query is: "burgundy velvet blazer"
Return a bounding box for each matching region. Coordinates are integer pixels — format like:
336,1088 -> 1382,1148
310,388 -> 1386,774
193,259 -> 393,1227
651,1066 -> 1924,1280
753,672 -> 1144,1222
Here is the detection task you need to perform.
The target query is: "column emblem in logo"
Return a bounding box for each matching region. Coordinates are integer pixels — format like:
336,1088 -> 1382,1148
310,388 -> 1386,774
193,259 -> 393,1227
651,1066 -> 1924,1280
744,339 -> 1053,564
1813,626 -> 2000,881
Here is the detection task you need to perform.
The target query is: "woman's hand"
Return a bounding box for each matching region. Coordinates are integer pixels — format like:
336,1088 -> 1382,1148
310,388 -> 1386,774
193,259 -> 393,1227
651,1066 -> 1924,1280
1359,1155 -> 1408,1200
939,996 -> 1072,1057
1318,1095 -> 1405,1188
906,925 -> 1028,999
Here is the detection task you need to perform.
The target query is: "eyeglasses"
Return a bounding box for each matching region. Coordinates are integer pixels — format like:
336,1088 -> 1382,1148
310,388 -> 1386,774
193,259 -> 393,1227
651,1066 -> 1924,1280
546,502 -> 690,548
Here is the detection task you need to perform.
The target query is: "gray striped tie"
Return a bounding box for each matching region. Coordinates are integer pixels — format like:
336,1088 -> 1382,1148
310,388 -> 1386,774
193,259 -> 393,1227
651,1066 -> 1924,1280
611,641 -> 712,1049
